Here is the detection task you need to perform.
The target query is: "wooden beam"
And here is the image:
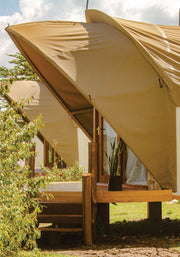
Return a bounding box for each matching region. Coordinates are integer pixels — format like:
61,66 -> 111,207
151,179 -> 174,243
40,227 -> 83,232
82,173 -> 92,246
37,214 -> 82,224
71,107 -> 93,115
97,190 -> 172,203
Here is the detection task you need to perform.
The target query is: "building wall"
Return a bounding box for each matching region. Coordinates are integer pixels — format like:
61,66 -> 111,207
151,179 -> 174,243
175,107 -> 180,195
77,128 -> 90,172
33,137 -> 44,172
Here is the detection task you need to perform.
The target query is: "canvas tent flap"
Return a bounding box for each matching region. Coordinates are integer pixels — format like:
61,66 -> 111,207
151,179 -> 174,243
6,10 -> 178,191
6,22 -> 93,140
7,81 -> 79,166
86,9 -> 180,106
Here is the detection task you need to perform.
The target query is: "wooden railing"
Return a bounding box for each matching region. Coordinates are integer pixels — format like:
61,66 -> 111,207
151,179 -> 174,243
39,173 -> 93,246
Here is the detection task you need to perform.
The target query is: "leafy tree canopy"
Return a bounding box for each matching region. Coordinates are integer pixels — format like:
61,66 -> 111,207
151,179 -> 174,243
0,52 -> 39,81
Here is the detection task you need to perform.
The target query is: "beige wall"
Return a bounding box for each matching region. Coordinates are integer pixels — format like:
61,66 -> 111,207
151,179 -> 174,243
33,129 -> 89,172
175,108 -> 180,195
33,137 -> 44,172
77,128 -> 90,172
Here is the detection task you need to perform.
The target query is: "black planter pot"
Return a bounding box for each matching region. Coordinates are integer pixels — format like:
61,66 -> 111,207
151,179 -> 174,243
108,175 -> 122,191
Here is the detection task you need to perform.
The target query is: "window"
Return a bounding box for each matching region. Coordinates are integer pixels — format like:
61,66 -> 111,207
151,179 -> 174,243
44,140 -> 66,168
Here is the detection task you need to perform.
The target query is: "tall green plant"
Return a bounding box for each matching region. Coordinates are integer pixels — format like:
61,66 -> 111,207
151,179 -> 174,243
0,80 -> 51,256
105,139 -> 124,176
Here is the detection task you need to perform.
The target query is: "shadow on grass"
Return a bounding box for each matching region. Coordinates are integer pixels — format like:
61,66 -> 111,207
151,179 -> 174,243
38,219 -> 180,252
109,218 -> 180,237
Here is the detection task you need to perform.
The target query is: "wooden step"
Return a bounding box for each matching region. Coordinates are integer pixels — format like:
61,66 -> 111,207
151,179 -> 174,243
39,227 -> 83,232
39,202 -> 82,215
37,214 -> 83,224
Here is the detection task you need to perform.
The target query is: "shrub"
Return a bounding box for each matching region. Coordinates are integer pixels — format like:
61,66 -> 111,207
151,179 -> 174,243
0,80 -> 85,256
0,81 -> 51,256
42,161 -> 85,182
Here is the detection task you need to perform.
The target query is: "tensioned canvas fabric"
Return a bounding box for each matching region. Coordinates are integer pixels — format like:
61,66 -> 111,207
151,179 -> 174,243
86,10 -> 180,106
7,81 -> 79,166
6,9 -> 180,191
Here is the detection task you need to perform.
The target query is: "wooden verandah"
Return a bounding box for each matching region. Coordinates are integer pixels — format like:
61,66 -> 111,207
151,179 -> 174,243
38,172 -> 175,246
38,109 -> 179,245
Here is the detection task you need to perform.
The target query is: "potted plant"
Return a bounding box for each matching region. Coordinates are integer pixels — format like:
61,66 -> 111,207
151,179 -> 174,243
105,139 -> 124,191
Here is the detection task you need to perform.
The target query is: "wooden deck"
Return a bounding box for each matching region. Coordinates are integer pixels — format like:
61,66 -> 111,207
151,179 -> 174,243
40,189 -> 173,203
96,190 -> 173,203
38,175 -> 179,246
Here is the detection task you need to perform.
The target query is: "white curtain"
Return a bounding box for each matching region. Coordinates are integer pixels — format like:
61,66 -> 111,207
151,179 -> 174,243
126,148 -> 147,185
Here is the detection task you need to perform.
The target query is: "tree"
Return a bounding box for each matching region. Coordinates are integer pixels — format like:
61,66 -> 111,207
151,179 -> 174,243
0,54 -> 45,256
0,52 -> 39,81
0,52 -> 84,256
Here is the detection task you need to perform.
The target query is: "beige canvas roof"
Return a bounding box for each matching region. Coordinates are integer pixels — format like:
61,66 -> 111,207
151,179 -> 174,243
7,81 -> 79,166
6,9 -> 180,191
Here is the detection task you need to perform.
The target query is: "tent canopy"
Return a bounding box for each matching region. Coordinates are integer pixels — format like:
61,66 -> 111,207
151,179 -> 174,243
6,9 -> 180,191
7,81 -> 80,166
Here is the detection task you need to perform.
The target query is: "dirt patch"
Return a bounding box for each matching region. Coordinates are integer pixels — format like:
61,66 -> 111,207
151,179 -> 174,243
42,236 -> 180,257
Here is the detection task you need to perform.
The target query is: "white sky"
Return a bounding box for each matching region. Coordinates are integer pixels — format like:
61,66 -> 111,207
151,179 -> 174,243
0,0 -> 179,67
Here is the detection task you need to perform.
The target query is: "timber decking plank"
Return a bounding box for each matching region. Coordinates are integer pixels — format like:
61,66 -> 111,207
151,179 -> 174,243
39,227 -> 83,232
41,189 -> 174,203
97,190 -> 172,203
37,214 -> 83,224
172,195 -> 180,200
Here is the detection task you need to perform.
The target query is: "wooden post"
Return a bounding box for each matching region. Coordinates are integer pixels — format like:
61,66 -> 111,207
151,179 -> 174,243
88,143 -> 97,205
25,145 -> 35,177
88,142 -> 97,241
147,202 -> 162,222
82,173 -> 92,246
97,203 -> 109,234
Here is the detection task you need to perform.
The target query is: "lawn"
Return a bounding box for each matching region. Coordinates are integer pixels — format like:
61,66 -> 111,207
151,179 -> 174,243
110,200 -> 180,223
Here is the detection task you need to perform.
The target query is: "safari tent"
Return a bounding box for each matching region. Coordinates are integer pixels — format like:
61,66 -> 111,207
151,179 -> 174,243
6,80 -> 89,170
5,9 -> 180,244
6,9 -> 180,192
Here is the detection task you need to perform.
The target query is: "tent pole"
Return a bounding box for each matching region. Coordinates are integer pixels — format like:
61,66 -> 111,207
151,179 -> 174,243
86,0 -> 89,10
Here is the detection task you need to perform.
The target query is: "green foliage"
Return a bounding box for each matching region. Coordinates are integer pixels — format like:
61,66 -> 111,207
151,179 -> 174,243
0,79 -> 52,256
105,139 -> 124,176
42,161 -> 85,182
0,52 -> 39,81
0,54 -> 84,256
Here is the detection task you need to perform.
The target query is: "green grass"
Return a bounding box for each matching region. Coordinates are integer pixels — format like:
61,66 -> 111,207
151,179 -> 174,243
162,201 -> 180,219
110,200 -> 180,223
110,202 -> 147,223
19,250 -> 75,257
